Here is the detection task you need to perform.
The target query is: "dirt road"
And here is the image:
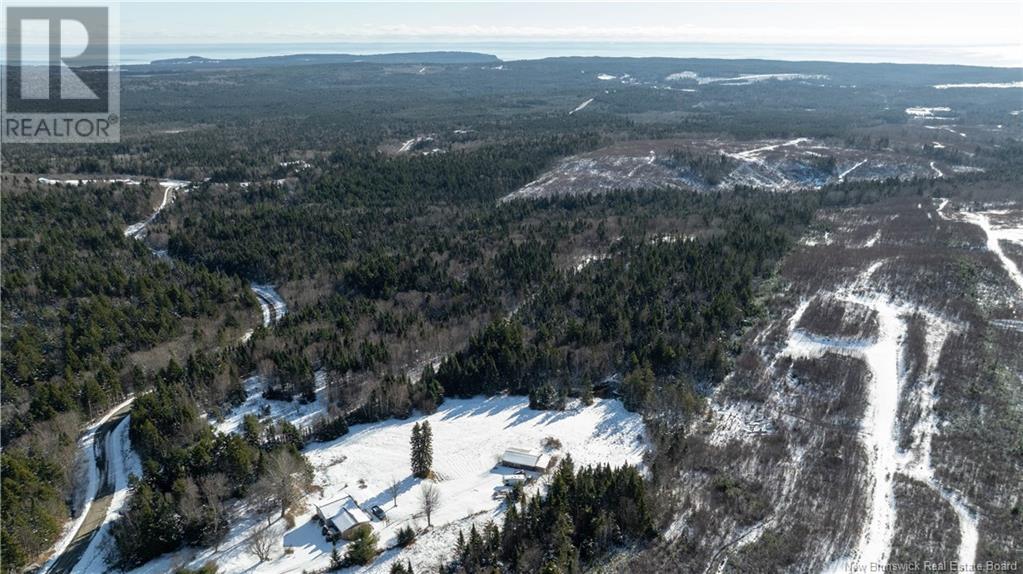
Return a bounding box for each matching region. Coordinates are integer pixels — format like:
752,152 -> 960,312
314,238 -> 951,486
44,405 -> 131,574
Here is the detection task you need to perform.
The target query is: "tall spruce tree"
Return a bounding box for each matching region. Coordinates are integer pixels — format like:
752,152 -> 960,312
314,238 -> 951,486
410,422 -> 424,478
420,421 -> 433,477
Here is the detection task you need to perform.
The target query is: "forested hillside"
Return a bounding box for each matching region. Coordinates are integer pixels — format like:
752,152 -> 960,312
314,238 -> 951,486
2,55 -> 1021,573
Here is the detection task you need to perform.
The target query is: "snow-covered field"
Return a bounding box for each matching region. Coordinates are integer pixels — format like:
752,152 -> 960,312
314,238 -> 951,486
135,396 -> 646,574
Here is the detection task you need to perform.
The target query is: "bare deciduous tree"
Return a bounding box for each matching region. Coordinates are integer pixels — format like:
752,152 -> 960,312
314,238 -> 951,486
199,473 -> 230,550
388,476 -> 401,507
247,525 -> 275,563
177,477 -> 204,526
419,482 -> 440,527
251,448 -> 313,521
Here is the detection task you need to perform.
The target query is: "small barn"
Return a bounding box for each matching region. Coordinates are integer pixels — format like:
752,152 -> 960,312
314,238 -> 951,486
315,496 -> 373,541
500,447 -> 549,472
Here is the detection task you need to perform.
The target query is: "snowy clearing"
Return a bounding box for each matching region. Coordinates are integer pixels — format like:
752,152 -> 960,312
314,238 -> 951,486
138,396 -> 645,574
214,372 -> 329,436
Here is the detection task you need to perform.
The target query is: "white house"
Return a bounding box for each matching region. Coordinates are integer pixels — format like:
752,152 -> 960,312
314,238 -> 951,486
315,496 -> 373,540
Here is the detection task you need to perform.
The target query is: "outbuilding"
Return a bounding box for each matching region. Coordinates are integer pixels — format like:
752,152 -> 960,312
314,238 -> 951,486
500,447 -> 549,472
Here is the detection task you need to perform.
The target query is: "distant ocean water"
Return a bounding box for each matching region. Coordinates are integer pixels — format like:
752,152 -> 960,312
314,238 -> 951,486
111,41 -> 1022,68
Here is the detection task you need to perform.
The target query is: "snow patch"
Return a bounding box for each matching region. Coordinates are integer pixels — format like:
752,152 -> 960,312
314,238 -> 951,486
398,136 -> 434,153
933,81 -> 1023,89
905,106 -> 951,118
959,211 -> 1023,295
924,125 -> 967,138
569,98 -> 594,115
666,71 -> 827,85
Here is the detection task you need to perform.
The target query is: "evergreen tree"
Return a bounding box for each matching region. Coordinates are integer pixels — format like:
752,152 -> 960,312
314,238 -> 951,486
343,525 -> 378,565
330,543 -> 343,570
420,421 -> 433,477
448,461 -> 654,572
410,422 -> 425,478
390,560 -> 414,574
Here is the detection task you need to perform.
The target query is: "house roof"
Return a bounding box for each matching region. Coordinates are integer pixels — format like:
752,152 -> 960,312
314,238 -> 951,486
501,447 -> 546,468
318,496 -> 372,533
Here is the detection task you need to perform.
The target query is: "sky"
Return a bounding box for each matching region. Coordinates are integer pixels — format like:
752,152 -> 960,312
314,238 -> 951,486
9,1 -> 1023,66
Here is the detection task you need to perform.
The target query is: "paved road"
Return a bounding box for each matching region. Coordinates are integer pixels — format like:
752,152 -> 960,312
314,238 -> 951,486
44,407 -> 131,574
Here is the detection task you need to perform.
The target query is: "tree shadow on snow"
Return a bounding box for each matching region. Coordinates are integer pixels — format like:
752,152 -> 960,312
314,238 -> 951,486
362,474 -> 419,510
437,396 -> 520,422
282,516 -> 336,559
